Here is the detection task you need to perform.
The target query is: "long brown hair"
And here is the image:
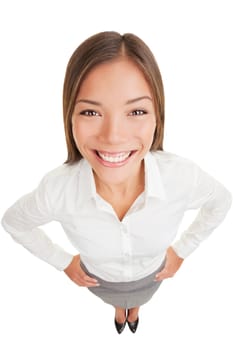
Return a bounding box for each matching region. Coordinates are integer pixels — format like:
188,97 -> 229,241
63,31 -> 165,164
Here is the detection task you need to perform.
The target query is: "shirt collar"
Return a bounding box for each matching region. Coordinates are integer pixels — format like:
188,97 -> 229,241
77,151 -> 166,205
144,151 -> 166,200
77,159 -> 97,206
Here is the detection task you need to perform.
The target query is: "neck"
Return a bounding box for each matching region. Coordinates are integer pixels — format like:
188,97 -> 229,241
93,162 -> 145,221
93,162 -> 145,200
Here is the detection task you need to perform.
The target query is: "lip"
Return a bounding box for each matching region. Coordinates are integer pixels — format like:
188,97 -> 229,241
93,150 -> 137,168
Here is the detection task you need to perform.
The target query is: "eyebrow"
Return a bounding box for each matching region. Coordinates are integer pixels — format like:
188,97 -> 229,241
75,96 -> 152,106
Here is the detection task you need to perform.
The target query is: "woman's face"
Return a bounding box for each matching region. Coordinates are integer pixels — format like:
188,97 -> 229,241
72,57 -> 156,186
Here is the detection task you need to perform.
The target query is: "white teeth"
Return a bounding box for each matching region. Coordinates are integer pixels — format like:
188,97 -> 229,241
97,151 -> 131,163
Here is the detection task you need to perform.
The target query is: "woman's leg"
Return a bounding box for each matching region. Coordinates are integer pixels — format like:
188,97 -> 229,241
115,307 -> 127,323
127,306 -> 140,322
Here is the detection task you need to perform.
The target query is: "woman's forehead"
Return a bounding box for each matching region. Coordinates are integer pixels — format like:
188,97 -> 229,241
77,58 -> 152,102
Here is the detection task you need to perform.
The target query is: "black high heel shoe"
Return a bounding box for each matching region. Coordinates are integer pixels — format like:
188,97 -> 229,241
114,319 -> 127,334
127,317 -> 139,333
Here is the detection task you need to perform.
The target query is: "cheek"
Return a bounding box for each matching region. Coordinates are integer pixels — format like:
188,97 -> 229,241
72,118 -> 86,137
139,121 -> 156,142
71,120 -> 84,148
71,121 -> 78,144
72,119 -> 97,150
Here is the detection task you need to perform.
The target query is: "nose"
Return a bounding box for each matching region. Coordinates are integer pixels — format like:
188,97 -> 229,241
98,115 -> 127,145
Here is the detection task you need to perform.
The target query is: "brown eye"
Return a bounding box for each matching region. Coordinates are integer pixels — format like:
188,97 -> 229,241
129,110 -> 147,116
80,110 -> 101,117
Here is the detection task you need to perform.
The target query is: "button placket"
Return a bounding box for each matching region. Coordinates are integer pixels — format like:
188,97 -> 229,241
118,219 -> 132,278
120,222 -> 131,257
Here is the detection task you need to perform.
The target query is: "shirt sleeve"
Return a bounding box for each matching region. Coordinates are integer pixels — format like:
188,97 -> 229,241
172,163 -> 232,258
1,175 -> 74,271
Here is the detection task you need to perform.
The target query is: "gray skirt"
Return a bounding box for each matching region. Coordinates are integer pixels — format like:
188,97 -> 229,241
80,260 -> 165,309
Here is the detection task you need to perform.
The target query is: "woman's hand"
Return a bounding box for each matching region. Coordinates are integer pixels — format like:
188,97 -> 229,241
155,247 -> 184,281
64,254 -> 99,287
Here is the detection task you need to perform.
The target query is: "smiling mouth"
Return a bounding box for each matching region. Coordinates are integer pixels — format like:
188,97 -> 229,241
95,150 -> 135,163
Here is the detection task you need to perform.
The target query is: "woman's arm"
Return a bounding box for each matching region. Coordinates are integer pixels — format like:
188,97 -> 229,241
1,175 -> 73,270
156,163 -> 232,281
172,163 -> 232,259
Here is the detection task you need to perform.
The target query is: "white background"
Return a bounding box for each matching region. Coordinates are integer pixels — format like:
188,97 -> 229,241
0,0 -> 232,349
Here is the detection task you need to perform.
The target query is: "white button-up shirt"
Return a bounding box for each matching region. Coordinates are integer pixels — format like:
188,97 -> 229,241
1,151 -> 232,282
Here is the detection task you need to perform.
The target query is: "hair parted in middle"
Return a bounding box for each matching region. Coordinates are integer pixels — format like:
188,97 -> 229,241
63,31 -> 165,164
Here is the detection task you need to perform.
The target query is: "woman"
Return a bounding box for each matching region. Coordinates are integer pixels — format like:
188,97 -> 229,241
2,31 -> 232,334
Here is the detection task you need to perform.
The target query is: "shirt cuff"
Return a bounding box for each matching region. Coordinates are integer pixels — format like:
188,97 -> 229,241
47,248 -> 74,271
172,238 -> 199,259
